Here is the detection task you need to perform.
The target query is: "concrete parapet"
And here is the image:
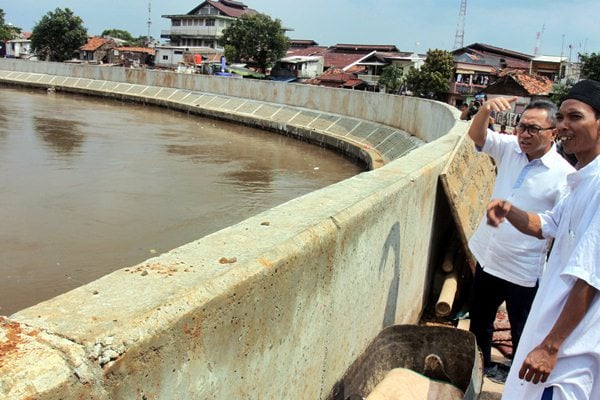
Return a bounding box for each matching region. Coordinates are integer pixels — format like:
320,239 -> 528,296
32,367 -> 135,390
0,60 -> 472,399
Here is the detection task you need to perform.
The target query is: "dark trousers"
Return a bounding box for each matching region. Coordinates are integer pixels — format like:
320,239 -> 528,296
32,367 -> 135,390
541,386 -> 554,400
469,263 -> 538,367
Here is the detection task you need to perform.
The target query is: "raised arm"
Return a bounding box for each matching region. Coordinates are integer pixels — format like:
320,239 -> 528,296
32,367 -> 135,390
468,96 -> 517,148
486,199 -> 544,239
519,279 -> 598,383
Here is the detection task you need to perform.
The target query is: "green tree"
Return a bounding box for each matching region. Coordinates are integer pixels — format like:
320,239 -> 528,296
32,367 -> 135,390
580,52 -> 600,81
550,80 -> 574,106
31,8 -> 87,61
0,9 -> 21,41
101,29 -> 135,44
406,49 -> 454,101
101,29 -> 150,47
378,65 -> 405,94
220,13 -> 288,73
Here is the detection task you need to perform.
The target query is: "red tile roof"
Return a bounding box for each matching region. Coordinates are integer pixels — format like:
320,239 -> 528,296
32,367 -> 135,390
79,37 -> 112,51
488,72 -> 553,95
343,79 -> 366,88
304,68 -> 366,88
512,73 -> 553,95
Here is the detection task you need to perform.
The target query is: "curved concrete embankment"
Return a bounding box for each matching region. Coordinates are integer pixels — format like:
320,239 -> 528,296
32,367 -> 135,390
0,60 -> 470,399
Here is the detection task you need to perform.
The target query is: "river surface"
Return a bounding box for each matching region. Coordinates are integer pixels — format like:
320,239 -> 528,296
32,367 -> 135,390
0,87 -> 363,315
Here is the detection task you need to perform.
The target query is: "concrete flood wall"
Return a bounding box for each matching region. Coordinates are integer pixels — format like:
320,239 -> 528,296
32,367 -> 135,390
0,60 -> 468,399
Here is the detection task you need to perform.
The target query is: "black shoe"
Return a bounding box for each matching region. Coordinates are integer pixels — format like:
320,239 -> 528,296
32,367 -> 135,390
484,364 -> 508,384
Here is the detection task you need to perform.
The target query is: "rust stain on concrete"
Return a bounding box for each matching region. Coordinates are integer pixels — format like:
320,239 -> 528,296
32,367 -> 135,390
218,257 -> 237,265
258,258 -> 273,269
0,317 -> 39,365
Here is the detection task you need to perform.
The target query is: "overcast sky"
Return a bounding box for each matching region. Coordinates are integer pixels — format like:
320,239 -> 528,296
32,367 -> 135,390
3,0 -> 598,59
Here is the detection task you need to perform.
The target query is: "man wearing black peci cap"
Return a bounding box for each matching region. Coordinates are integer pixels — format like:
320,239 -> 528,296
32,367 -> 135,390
466,95 -> 575,383
487,79 -> 600,399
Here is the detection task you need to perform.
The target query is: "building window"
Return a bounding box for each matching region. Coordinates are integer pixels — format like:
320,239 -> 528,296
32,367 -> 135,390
206,19 -> 215,27
172,19 -> 181,26
162,55 -> 169,60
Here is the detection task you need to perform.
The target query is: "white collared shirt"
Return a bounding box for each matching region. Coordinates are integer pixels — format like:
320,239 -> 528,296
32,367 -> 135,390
468,130 -> 575,287
503,155 -> 600,400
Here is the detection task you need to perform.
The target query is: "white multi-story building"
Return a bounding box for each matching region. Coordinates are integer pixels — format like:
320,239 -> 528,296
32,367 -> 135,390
161,0 -> 256,51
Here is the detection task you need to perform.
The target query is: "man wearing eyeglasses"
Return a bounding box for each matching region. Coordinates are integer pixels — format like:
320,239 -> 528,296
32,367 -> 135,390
466,96 -> 575,383
487,79 -> 600,400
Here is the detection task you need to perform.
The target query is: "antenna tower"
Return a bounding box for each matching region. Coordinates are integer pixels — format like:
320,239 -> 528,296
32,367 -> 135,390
147,1 -> 152,43
533,24 -> 545,56
453,0 -> 467,50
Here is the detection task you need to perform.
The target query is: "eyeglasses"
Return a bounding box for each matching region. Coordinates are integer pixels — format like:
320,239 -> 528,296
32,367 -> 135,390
515,124 -> 556,135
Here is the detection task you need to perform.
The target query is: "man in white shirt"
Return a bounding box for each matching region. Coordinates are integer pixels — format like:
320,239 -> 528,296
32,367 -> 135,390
466,96 -> 575,380
487,79 -> 600,400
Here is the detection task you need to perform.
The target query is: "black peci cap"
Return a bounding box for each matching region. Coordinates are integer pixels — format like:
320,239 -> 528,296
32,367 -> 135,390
564,79 -> 600,114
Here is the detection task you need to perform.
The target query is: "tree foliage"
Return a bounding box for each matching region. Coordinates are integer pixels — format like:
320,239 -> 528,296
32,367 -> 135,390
101,29 -> 150,47
378,65 -> 405,94
31,8 -> 87,61
580,52 -> 600,81
405,49 -> 454,101
220,13 -> 288,72
550,80 -> 574,106
102,29 -> 134,43
0,8 -> 21,41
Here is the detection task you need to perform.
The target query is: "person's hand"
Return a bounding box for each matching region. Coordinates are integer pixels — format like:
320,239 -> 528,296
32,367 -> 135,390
481,96 -> 517,113
486,199 -> 511,227
519,343 -> 558,384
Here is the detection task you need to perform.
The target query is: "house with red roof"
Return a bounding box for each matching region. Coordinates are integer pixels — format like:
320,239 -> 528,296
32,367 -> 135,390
283,43 -> 424,91
450,43 -> 533,106
78,37 -> 119,63
161,0 -> 257,51
482,71 -> 553,113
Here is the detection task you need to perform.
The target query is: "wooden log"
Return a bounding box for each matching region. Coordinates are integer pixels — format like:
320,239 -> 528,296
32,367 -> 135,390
441,234 -> 459,273
435,271 -> 458,317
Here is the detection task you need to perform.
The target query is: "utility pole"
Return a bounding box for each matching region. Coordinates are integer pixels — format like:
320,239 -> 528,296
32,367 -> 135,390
453,0 -> 467,50
147,1 -> 152,46
559,34 -> 565,81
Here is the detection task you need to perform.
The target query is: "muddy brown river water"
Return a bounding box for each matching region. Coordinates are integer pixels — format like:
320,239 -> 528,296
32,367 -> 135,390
0,86 -> 363,315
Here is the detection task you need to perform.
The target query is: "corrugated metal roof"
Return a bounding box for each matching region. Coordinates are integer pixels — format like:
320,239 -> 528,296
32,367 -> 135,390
334,44 -> 399,52
183,0 -> 256,18
532,55 -> 566,63
116,47 -> 156,55
209,0 -> 254,17
286,46 -> 329,57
